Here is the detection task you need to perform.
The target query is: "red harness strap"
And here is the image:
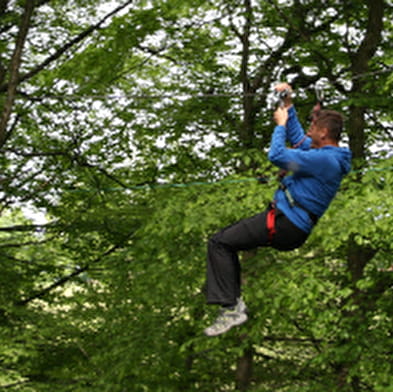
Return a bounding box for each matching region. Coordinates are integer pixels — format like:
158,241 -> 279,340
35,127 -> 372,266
266,205 -> 276,243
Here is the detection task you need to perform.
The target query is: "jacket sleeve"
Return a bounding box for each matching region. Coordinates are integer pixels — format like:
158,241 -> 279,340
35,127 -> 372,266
286,106 -> 311,150
268,124 -> 329,176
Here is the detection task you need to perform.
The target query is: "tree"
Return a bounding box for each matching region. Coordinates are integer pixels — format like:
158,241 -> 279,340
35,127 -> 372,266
0,0 -> 392,391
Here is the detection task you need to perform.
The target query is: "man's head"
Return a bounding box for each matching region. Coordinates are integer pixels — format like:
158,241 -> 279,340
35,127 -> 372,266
307,109 -> 344,148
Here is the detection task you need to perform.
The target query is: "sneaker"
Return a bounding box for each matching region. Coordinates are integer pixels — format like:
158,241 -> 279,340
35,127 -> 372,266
204,300 -> 248,337
236,297 -> 247,313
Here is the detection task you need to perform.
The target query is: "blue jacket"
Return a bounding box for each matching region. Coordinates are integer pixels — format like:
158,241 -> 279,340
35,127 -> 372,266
268,106 -> 352,233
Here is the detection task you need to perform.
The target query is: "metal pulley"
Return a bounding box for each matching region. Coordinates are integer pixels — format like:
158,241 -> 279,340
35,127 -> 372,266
272,88 -> 291,107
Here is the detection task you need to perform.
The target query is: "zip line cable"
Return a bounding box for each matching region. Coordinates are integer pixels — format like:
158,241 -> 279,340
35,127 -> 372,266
13,65 -> 393,193
18,65 -> 387,194
16,67 -> 393,102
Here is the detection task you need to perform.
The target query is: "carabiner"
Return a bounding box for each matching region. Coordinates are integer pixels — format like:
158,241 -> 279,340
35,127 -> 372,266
315,85 -> 324,103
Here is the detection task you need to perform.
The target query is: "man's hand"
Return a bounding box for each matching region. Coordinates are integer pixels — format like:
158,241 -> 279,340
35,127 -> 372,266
274,107 -> 288,126
274,82 -> 293,108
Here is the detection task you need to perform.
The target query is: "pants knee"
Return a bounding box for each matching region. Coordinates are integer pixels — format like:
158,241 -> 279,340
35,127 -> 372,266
208,233 -> 220,250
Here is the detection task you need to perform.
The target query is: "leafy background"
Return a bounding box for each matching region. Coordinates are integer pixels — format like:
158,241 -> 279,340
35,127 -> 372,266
0,0 -> 392,391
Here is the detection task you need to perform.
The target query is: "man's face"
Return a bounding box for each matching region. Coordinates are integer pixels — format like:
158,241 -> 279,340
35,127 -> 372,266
306,122 -> 326,148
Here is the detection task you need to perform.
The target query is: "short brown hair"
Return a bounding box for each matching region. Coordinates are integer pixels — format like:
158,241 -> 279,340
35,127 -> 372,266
313,110 -> 344,141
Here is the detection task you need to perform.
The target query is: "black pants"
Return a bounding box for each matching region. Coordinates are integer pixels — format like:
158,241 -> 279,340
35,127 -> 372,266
206,207 -> 309,306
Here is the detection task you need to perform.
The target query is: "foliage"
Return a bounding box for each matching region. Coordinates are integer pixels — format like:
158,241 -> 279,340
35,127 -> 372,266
0,0 -> 392,391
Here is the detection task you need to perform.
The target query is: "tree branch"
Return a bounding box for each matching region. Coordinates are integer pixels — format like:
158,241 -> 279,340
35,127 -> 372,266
73,154 -> 130,189
16,233 -> 134,306
0,147 -> 69,157
0,1 -> 134,94
0,238 -> 52,249
0,222 -> 57,232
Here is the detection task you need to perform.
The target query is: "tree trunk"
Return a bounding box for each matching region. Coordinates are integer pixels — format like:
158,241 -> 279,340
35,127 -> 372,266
235,345 -> 254,391
0,0 -> 35,147
347,0 -> 384,165
0,0 -> 9,16
335,2 -> 384,390
239,0 -> 256,150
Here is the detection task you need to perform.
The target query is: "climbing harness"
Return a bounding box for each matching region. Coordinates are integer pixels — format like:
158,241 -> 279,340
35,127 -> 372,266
266,202 -> 277,243
266,184 -> 318,241
278,183 -> 319,225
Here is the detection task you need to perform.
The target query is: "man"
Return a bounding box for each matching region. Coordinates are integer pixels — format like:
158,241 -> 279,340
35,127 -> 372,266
204,83 -> 352,337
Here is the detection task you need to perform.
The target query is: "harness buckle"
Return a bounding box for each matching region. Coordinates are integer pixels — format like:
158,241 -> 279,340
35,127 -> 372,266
279,183 -> 319,225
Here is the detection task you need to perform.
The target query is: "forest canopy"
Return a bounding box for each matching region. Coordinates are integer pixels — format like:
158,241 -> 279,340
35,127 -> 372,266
0,0 -> 392,391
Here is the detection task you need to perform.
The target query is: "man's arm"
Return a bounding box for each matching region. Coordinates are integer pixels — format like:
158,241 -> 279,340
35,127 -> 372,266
270,106 -> 314,174
287,106 -> 310,149
274,83 -> 310,149
268,125 -> 331,175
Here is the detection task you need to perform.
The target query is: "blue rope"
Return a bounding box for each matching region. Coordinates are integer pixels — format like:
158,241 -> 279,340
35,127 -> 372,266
66,166 -> 393,193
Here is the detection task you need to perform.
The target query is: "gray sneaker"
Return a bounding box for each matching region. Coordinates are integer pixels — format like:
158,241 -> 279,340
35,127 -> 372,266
204,299 -> 248,337
236,297 -> 247,313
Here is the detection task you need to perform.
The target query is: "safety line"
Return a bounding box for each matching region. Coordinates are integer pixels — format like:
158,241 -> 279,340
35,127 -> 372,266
66,165 -> 393,193
68,176 -> 263,193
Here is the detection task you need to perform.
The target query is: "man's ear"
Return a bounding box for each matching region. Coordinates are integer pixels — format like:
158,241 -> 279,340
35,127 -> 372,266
320,127 -> 329,140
